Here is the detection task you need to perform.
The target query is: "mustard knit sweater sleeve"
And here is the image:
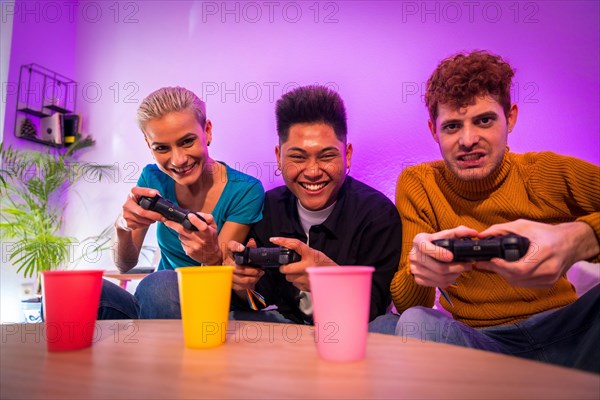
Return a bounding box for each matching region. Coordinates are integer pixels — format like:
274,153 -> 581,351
391,151 -> 600,328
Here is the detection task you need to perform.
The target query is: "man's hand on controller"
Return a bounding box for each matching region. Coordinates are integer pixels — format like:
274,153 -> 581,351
411,226 -> 479,288
227,239 -> 265,294
269,237 -> 337,292
477,219 -> 599,288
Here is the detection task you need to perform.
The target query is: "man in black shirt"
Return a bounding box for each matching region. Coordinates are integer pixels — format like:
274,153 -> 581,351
228,86 -> 402,324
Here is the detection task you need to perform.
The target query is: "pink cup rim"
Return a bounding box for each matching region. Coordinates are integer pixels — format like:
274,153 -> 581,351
306,266 -> 374,275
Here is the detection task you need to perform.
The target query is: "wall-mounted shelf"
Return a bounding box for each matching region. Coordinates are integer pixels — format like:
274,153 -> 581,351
17,107 -> 49,118
14,64 -> 79,147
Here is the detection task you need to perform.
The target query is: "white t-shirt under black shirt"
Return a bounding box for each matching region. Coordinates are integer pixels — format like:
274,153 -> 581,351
296,200 -> 336,316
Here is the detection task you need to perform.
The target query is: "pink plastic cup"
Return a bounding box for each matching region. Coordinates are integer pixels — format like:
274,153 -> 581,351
41,270 -> 104,352
307,266 -> 374,362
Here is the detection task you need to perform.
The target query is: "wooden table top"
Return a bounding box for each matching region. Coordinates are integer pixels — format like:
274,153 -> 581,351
1,320 -> 598,399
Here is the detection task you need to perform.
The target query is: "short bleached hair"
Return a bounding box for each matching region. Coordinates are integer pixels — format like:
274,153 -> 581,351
137,86 -> 207,132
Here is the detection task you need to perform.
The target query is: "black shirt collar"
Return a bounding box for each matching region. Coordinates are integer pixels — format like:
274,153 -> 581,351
276,177 -> 353,240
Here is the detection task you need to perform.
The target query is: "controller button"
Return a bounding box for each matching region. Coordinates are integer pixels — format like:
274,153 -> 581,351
504,249 -> 520,261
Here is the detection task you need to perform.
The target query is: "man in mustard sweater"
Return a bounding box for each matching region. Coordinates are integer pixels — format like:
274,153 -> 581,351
373,51 -> 600,373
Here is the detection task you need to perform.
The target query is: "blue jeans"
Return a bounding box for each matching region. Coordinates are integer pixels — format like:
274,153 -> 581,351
97,279 -> 138,319
136,270 -> 181,318
98,270 -> 298,323
368,312 -> 402,334
369,284 -> 600,373
97,270 -> 188,319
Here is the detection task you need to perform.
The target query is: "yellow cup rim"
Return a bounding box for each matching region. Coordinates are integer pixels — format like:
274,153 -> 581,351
176,265 -> 234,274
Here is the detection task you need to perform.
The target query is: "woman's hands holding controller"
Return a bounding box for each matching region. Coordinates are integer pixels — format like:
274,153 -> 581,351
117,186 -> 221,265
116,187 -> 166,232
165,212 -> 221,266
114,186 -> 167,272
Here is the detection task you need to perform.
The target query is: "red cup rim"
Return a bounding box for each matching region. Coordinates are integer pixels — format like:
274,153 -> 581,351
42,270 -> 104,276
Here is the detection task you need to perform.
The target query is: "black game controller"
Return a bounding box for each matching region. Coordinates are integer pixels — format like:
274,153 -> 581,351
234,247 -> 301,268
432,234 -> 530,262
138,195 -> 206,231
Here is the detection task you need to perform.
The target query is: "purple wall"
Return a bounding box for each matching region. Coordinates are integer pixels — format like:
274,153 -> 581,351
3,0 -> 77,151
2,0 -> 599,320
3,0 -> 598,239
5,1 -> 599,196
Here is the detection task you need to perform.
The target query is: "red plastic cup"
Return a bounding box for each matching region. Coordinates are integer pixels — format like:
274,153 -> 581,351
307,266 -> 374,362
41,270 -> 104,352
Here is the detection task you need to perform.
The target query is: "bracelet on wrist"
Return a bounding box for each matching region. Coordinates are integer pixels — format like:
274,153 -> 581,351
116,214 -> 133,232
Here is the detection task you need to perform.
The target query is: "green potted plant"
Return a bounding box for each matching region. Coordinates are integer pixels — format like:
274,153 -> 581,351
0,138 -> 114,321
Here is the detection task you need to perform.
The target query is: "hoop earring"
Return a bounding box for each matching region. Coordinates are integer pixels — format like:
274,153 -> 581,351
275,166 -> 282,176
346,166 -> 351,175
207,141 -> 211,146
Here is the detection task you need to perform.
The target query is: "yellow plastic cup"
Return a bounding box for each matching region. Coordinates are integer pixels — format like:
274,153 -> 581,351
176,266 -> 234,349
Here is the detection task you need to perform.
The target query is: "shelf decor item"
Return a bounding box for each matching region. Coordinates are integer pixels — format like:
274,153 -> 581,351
14,64 -> 78,148
18,117 -> 37,138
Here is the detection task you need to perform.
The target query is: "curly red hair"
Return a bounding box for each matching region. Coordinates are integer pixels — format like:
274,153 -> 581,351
425,51 -> 515,125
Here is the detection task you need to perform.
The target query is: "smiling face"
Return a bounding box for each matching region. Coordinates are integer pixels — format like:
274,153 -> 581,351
143,108 -> 212,186
430,95 -> 518,181
276,122 -> 352,211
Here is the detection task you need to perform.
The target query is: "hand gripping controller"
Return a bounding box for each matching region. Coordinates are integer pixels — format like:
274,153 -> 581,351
138,195 -> 206,231
432,234 -> 530,262
234,247 -> 301,268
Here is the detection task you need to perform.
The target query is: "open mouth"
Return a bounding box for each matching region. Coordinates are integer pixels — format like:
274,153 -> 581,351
299,181 -> 329,192
171,162 -> 196,175
457,152 -> 487,168
458,153 -> 484,162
